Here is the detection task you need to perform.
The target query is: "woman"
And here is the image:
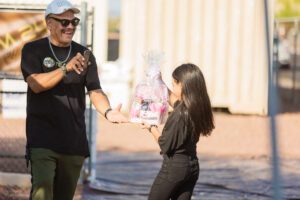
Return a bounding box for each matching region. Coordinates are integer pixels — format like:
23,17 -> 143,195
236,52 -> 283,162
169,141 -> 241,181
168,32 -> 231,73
142,63 -> 215,200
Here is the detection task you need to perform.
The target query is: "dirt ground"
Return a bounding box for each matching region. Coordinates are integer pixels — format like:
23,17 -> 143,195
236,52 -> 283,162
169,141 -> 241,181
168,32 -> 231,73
96,111 -> 300,159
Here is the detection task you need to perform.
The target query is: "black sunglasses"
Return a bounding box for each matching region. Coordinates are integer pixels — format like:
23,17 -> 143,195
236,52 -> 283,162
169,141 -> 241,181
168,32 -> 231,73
49,17 -> 80,27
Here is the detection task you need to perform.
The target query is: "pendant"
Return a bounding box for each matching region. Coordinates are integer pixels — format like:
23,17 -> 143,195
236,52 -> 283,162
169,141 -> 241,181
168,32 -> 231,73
57,62 -> 63,67
43,57 -> 55,68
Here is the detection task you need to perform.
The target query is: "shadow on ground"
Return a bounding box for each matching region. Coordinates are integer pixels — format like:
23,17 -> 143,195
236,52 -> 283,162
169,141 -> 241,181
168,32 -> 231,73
81,151 -> 300,200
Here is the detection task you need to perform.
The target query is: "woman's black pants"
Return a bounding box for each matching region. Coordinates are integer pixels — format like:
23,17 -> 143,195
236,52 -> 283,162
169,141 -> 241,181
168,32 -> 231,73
149,154 -> 199,200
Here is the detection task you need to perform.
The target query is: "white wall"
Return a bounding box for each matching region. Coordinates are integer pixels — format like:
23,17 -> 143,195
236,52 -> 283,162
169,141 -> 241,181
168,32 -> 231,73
120,0 -> 273,115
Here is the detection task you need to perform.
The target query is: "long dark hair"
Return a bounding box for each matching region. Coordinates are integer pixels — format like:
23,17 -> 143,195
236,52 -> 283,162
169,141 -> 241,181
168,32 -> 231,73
172,63 -> 214,138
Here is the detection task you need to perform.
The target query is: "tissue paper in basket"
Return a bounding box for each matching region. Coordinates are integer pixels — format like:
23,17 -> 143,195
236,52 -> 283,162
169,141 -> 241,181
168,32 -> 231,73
130,82 -> 168,125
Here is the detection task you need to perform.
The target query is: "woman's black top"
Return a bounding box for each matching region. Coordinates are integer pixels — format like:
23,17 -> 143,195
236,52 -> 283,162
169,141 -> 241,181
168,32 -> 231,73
158,101 -> 198,157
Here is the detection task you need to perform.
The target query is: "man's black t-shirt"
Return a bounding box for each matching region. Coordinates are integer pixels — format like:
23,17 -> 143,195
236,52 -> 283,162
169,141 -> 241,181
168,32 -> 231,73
21,37 -> 101,157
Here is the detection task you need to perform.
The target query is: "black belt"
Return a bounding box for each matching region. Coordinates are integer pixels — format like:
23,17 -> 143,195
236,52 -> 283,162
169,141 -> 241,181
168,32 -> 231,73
163,153 -> 198,161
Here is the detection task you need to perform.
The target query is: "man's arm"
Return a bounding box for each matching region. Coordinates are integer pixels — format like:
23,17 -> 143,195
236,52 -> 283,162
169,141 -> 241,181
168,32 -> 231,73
89,89 -> 128,123
26,68 -> 65,93
26,53 -> 85,93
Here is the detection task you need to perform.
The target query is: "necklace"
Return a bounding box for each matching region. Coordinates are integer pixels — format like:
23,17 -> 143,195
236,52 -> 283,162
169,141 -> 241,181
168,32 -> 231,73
48,37 -> 72,67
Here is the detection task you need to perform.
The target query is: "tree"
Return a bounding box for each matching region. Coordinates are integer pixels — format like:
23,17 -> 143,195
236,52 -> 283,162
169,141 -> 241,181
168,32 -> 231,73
276,0 -> 300,18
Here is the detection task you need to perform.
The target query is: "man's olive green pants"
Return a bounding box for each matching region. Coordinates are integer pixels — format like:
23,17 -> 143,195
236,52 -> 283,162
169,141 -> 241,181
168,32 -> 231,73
29,148 -> 85,200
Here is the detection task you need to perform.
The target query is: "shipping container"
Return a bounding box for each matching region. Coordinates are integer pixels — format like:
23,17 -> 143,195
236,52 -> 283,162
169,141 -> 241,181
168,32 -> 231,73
120,0 -> 274,115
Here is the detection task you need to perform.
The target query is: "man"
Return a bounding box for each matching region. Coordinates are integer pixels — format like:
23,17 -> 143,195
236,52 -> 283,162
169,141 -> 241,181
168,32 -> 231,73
21,0 -> 127,199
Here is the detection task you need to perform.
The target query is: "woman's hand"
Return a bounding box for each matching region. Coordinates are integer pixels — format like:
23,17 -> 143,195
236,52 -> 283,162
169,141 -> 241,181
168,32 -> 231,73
141,122 -> 151,130
141,123 -> 160,142
141,123 -> 159,133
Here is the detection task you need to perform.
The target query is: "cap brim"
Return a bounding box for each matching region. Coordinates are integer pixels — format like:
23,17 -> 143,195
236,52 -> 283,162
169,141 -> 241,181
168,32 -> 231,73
45,7 -> 80,18
69,8 -> 80,14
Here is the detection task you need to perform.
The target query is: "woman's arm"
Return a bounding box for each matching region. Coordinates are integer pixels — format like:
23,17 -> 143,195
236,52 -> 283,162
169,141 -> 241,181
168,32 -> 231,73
141,124 -> 161,142
149,126 -> 161,143
142,112 -> 185,155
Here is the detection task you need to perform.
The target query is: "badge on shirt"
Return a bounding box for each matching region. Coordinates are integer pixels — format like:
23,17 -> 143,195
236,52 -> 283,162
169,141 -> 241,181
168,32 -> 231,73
43,57 -> 55,68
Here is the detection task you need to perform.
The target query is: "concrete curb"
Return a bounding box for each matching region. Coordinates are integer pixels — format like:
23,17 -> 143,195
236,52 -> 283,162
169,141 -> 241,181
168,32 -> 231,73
0,172 -> 31,188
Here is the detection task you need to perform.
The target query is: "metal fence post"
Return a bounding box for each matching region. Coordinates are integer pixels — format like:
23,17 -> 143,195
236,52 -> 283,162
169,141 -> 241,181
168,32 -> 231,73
80,2 -> 88,47
85,108 -> 97,182
81,1 -> 98,183
292,20 -> 299,103
79,1 -> 98,183
264,0 -> 283,199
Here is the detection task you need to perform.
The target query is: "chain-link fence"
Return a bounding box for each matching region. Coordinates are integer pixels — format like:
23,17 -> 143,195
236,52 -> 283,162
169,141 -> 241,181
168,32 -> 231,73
0,76 -> 28,174
274,18 -> 300,112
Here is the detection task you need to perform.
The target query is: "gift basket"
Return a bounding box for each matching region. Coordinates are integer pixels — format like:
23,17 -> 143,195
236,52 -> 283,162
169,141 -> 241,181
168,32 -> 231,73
129,52 -> 168,125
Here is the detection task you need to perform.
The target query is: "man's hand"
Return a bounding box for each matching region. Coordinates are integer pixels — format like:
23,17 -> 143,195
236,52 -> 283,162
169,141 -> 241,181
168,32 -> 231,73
106,103 -> 128,123
66,53 -> 86,74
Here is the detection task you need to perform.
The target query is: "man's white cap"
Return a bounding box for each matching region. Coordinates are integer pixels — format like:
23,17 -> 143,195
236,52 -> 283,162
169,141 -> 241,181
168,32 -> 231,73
45,0 -> 80,18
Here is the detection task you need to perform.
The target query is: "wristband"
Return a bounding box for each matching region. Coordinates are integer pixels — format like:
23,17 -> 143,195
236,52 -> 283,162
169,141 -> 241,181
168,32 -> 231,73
104,108 -> 112,120
60,63 -> 68,76
148,125 -> 158,132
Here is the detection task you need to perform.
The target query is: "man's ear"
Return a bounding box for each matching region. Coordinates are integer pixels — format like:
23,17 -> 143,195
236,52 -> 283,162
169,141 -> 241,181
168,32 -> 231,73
46,18 -> 52,30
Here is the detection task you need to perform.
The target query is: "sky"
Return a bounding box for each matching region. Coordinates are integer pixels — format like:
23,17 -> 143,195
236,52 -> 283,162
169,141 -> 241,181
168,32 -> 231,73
108,0 -> 120,17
